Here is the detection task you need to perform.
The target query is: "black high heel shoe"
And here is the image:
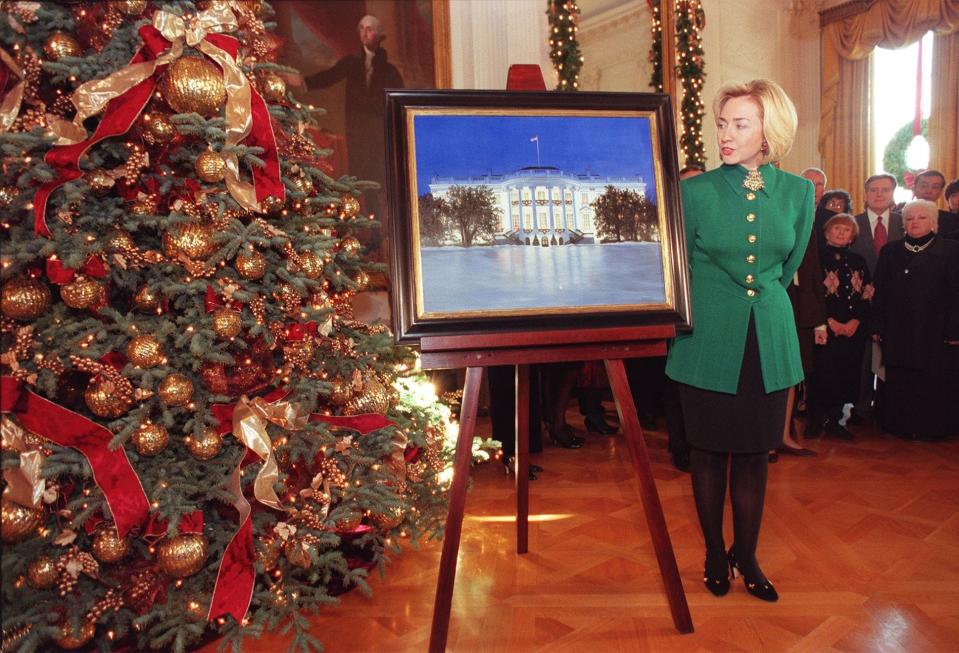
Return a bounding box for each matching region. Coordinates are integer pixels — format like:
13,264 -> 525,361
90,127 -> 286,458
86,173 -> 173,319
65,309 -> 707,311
548,425 -> 584,449
703,552 -> 730,597
503,456 -> 540,480
727,549 -> 778,602
584,413 -> 617,435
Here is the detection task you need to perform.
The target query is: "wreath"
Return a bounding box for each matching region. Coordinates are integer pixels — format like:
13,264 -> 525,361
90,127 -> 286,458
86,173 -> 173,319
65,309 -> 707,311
882,118 -> 928,188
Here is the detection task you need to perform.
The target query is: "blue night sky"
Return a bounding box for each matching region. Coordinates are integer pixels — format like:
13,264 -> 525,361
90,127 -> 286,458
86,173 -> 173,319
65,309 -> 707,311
412,114 -> 658,204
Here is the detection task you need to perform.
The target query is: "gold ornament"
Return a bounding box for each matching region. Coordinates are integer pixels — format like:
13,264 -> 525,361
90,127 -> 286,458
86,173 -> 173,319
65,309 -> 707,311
160,57 -> 226,118
235,250 -> 267,280
1,498 -> 43,543
0,185 -> 18,208
85,169 -> 114,196
340,194 -> 361,218
26,556 -> 58,589
282,538 -> 311,569
130,195 -> 158,216
133,286 -> 161,312
329,377 -> 352,406
187,426 -> 222,460
84,377 -> 132,418
43,32 -> 81,61
127,334 -> 165,367
371,506 -> 404,530
274,283 -> 302,315
200,362 -> 228,395
260,195 -> 285,215
158,374 -> 193,407
194,149 -> 226,183
163,222 -> 218,260
338,236 -> 361,256
60,276 -> 102,310
352,269 -> 370,290
290,174 -> 313,196
1,277 -> 52,321
91,526 -> 131,564
297,251 -> 323,279
157,533 -> 208,578
344,372 -> 390,415
113,0 -> 147,15
132,422 -> 169,456
334,512 -> 362,531
55,621 -> 95,650
255,538 -> 281,570
142,113 -> 175,145
259,73 -> 287,103
105,228 -> 135,252
211,307 -> 242,339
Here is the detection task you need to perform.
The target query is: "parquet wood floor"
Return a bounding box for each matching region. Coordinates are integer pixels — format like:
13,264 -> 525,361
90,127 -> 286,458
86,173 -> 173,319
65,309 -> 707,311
202,407 -> 959,652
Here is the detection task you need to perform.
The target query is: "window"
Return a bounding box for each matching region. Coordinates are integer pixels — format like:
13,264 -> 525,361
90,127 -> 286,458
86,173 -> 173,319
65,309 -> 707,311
872,32 -> 933,205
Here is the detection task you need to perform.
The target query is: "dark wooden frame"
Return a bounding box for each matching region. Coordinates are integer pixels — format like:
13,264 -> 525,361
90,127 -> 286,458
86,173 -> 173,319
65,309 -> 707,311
384,89 -> 690,345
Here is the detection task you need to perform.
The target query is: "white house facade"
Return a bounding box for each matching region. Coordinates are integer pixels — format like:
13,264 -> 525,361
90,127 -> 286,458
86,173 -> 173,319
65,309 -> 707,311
428,165 -> 647,246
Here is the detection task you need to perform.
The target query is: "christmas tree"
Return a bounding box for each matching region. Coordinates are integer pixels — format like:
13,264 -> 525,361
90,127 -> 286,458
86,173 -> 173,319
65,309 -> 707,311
0,2 -> 479,651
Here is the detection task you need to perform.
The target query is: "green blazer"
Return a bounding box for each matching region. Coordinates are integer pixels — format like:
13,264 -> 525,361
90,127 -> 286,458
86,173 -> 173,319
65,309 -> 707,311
665,163 -> 815,394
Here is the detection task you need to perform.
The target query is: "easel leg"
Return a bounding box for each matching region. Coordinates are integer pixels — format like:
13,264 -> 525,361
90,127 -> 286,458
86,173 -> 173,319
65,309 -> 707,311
429,366 -> 483,652
515,364 -> 529,554
604,359 -> 694,634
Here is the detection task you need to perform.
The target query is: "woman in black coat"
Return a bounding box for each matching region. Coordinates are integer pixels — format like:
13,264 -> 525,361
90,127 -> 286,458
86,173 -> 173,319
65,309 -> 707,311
872,200 -> 959,440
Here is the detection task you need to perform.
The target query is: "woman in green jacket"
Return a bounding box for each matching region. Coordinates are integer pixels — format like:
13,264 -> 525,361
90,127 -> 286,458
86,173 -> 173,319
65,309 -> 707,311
665,80 -> 814,602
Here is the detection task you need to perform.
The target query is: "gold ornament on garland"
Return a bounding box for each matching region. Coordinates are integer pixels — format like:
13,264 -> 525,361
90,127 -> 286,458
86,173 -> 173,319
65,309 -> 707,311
211,307 -> 242,339
133,285 -> 161,312
26,556 -> 58,589
114,0 -> 147,15
142,113 -> 175,145
290,174 -> 313,196
282,537 -> 312,569
156,533 -> 208,578
85,169 -> 115,195
352,269 -> 370,290
126,334 -> 165,367
91,526 -> 131,564
186,426 -> 222,460
84,376 -> 132,418
260,195 -> 285,215
1,498 -> 43,543
43,31 -> 82,60
259,73 -> 287,103
255,537 -> 281,570
235,250 -> 267,280
130,194 -> 158,216
60,276 -> 102,310
158,373 -> 193,407
163,222 -> 218,260
297,251 -> 323,279
340,194 -> 360,218
329,377 -> 352,406
0,185 -> 18,208
105,228 -> 135,252
132,422 -> 169,456
195,149 -> 226,183
371,506 -> 404,530
1,277 -> 52,321
160,57 -> 226,118
55,621 -> 95,650
344,371 -> 390,416
338,236 -> 361,256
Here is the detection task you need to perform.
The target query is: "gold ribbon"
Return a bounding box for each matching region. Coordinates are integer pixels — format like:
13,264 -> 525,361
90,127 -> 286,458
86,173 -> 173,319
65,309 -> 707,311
1,416 -> 46,508
64,4 -> 260,210
232,395 -> 308,511
0,47 -> 25,133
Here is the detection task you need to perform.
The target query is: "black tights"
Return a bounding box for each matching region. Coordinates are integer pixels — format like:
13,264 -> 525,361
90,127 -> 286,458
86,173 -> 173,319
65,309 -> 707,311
690,447 -> 769,581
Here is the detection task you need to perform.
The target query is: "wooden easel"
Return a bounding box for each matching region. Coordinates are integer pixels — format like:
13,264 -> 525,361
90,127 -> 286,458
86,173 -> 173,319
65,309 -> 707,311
423,326 -> 693,652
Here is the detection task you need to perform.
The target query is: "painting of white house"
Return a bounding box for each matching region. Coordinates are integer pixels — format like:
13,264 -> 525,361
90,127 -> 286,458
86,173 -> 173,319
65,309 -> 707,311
410,112 -> 667,316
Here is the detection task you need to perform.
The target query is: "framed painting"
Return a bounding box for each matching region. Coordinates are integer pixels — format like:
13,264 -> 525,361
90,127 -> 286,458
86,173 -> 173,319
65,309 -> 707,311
385,90 -> 690,345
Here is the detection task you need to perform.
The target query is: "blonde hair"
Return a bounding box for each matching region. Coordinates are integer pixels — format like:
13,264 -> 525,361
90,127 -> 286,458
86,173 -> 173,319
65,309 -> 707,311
902,199 -> 939,229
713,79 -> 798,164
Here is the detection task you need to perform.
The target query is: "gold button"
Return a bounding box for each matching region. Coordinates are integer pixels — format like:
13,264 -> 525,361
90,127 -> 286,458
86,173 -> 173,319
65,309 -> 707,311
745,274 -> 755,283
746,192 -> 756,200
746,289 -> 757,297
746,213 -> 756,222
747,234 -> 757,244
746,254 -> 756,263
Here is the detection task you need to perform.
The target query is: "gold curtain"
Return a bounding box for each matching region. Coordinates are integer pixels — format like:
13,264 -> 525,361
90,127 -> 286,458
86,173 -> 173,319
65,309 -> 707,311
930,31 -> 959,180
819,0 -> 959,210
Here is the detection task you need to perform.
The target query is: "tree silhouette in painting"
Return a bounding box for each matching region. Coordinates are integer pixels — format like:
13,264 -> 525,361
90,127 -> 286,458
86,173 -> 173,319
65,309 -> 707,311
445,185 -> 501,247
593,186 -> 658,242
418,193 -> 451,246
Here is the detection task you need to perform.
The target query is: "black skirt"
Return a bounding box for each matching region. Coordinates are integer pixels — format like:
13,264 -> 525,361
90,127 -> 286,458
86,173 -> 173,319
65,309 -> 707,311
678,316 -> 788,454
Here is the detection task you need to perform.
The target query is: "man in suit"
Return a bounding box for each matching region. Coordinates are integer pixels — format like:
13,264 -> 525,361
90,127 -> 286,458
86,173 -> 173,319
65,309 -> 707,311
848,173 -> 903,425
913,169 -> 958,239
850,173 -> 903,275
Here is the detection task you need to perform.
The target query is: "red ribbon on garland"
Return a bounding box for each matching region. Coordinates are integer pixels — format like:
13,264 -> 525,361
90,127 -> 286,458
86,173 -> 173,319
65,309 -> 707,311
0,377 -> 149,537
33,24 -> 284,238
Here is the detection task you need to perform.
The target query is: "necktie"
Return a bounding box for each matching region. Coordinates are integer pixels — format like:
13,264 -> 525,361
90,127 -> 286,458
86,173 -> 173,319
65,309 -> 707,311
873,215 -> 887,256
